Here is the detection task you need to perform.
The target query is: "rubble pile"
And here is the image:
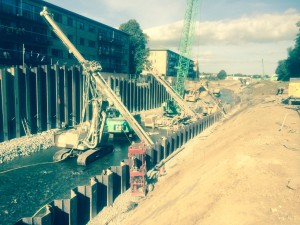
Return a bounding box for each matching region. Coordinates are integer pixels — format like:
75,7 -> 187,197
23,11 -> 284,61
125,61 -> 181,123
0,131 -> 55,164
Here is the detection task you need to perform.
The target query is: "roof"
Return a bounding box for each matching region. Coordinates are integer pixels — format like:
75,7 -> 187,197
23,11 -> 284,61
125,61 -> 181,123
150,49 -> 178,54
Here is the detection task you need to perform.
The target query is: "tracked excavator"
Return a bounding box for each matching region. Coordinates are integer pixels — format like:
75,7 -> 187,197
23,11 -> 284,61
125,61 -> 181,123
40,8 -> 154,177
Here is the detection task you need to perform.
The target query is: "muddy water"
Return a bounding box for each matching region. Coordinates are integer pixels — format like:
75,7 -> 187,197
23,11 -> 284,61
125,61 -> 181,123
0,141 -> 131,225
0,92 -> 235,225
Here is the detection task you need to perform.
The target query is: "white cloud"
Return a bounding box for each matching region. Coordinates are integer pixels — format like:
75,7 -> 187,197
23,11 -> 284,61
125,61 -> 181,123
97,0 -> 185,28
145,10 -> 300,75
145,10 -> 300,48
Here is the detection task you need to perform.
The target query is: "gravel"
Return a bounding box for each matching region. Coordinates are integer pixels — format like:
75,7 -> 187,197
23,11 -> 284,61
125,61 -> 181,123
87,190 -> 143,225
0,130 -> 55,164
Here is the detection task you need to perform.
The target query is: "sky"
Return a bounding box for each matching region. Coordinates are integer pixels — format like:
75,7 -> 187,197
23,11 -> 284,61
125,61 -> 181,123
44,0 -> 300,75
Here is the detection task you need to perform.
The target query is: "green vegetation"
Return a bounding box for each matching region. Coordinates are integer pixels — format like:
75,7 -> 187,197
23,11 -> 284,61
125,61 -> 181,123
217,69 -> 227,80
119,19 -> 150,75
276,21 -> 300,81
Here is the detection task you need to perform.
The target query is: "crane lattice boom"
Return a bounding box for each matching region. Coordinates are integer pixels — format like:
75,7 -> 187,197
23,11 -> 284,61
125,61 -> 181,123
174,0 -> 200,97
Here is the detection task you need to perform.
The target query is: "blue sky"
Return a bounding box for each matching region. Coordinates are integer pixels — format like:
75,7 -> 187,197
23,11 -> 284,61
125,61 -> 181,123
44,0 -> 300,75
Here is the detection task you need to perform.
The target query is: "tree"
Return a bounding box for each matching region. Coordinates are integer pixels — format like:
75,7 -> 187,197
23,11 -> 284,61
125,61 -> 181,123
217,70 -> 227,80
276,21 -> 300,81
276,60 -> 289,81
119,19 -> 150,75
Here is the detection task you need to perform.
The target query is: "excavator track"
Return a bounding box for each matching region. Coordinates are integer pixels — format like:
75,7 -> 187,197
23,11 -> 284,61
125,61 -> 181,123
77,145 -> 114,166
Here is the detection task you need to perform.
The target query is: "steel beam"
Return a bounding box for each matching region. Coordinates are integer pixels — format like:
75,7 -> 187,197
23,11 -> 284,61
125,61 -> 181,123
63,66 -> 69,126
55,65 -> 61,128
24,66 -> 32,134
35,66 -> 42,133
1,69 -> 9,140
44,65 -> 52,130
13,67 -> 22,138
71,66 -> 77,126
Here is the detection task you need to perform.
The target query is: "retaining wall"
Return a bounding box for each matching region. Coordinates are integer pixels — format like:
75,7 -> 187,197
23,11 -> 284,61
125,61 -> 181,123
0,65 -> 170,142
15,111 -> 222,225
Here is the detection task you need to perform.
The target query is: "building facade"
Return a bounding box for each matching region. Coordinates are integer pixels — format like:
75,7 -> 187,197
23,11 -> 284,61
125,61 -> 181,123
143,49 -> 196,78
0,0 -> 130,73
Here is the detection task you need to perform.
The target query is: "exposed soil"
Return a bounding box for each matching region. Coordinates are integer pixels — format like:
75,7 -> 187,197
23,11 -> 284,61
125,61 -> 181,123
89,80 -> 300,225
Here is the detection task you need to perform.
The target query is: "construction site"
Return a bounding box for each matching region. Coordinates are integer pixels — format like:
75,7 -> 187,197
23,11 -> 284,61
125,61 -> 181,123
0,0 -> 300,225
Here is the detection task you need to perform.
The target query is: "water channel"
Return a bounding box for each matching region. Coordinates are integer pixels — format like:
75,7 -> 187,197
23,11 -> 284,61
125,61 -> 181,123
0,140 -> 131,225
0,88 -> 235,225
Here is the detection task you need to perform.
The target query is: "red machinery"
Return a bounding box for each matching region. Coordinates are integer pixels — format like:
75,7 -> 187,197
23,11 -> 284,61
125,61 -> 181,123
128,142 -> 147,196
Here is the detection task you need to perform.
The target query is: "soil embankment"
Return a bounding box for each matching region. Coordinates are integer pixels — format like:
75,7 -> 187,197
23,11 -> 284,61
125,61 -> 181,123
90,80 -> 300,225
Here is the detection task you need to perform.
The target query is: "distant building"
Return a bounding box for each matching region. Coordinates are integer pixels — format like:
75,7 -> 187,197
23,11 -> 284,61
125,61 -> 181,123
143,49 -> 196,78
0,0 -> 130,73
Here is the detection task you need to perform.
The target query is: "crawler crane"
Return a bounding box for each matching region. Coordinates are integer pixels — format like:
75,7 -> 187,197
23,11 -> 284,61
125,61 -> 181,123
151,0 -> 200,124
175,0 -> 200,96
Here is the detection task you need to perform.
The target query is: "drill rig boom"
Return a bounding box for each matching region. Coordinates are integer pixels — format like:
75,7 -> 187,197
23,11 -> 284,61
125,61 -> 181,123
40,7 -> 154,148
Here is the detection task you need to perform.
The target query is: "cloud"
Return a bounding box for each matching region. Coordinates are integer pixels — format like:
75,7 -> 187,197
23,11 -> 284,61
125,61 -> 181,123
145,10 -> 300,48
92,0 -> 186,28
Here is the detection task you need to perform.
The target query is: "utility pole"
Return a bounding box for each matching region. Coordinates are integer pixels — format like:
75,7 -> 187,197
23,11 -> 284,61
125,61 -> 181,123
262,58 -> 265,78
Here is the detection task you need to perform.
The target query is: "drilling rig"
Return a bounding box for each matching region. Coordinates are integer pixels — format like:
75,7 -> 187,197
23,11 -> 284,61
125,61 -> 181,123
40,8 -> 153,171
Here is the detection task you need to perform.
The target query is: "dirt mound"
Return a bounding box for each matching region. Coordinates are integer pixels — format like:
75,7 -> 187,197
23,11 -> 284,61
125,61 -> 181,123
121,80 -> 300,225
88,80 -> 299,225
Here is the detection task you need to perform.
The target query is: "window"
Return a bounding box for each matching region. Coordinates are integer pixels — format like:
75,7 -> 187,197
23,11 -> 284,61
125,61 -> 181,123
89,25 -> 95,33
79,22 -> 84,30
51,31 -> 58,39
67,17 -> 73,26
88,40 -> 95,48
79,38 -> 85,46
33,6 -> 41,21
115,33 -> 121,41
54,13 -> 62,23
22,2 -> 34,20
68,34 -> 73,42
52,49 -> 63,58
2,0 -> 16,15
68,52 -> 73,59
98,28 -> 108,41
